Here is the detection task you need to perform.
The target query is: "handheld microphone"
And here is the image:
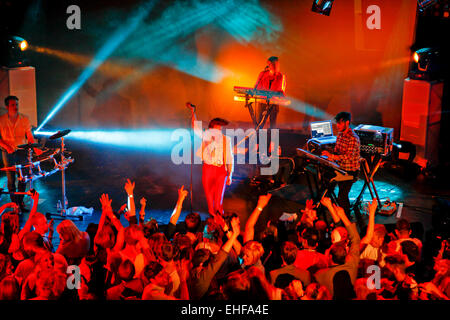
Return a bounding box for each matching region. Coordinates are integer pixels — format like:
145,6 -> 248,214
264,65 -> 269,72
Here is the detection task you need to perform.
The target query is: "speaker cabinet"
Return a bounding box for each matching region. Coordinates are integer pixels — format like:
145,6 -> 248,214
0,66 -> 37,127
400,78 -> 444,167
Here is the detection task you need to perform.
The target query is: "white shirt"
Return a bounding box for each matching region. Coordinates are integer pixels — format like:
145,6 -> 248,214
0,113 -> 31,151
195,127 -> 234,169
360,243 -> 379,261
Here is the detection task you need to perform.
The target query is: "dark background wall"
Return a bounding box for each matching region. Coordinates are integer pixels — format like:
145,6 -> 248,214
1,0 -> 418,136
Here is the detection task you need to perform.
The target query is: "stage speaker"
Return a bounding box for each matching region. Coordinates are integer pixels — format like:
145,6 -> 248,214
400,78 -> 444,167
0,66 -> 37,127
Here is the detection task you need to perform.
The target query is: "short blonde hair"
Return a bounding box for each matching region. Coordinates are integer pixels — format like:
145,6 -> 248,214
243,241 -> 264,266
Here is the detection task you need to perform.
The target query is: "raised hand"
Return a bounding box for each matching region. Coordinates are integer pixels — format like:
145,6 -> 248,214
100,193 -> 112,210
226,175 -> 232,186
257,194 -> 272,209
139,198 -> 146,221
368,198 -> 378,215
320,196 -> 332,208
302,207 -> 317,223
305,199 -> 314,210
124,179 -> 135,196
231,216 -> 240,236
301,200 -> 318,223
178,185 -> 188,201
29,189 -> 39,201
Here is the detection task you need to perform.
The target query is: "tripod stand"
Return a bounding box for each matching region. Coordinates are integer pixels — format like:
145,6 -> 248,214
45,130 -> 81,221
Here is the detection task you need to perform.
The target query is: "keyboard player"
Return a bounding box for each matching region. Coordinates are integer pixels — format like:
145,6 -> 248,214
321,112 -> 360,219
254,56 -> 286,130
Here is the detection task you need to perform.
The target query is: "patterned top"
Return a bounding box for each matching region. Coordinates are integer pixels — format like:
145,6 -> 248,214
333,128 -> 361,172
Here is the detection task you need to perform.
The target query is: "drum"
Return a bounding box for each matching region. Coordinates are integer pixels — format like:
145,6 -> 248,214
31,148 -> 61,173
32,148 -> 60,163
11,148 -> 61,183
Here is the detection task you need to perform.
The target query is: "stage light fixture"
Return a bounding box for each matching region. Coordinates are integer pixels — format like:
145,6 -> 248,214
417,0 -> 438,13
415,48 -> 433,71
311,0 -> 334,16
409,48 -> 443,80
0,35 -> 30,68
20,39 -> 28,51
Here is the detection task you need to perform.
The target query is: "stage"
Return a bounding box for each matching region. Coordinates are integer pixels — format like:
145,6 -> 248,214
4,129 -> 448,250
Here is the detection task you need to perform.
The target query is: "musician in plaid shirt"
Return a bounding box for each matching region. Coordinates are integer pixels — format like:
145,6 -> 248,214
322,112 -> 361,218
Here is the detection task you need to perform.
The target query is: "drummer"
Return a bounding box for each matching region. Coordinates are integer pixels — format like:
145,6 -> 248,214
0,96 -> 42,212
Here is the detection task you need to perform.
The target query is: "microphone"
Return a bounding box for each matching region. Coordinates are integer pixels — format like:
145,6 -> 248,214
264,65 -> 269,72
186,102 -> 196,109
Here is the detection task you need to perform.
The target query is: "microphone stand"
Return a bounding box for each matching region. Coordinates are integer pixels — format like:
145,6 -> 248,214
190,111 -> 194,214
187,104 -> 197,215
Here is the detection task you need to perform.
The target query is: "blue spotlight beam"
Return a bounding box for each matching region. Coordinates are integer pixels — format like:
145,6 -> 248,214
36,1 -> 157,133
286,97 -> 335,120
36,129 -> 177,151
110,0 -> 282,83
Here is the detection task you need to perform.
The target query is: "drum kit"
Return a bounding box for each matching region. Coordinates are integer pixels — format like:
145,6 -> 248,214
1,129 -> 81,220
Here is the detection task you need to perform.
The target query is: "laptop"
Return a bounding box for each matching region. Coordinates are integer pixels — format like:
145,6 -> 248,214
310,120 -> 336,144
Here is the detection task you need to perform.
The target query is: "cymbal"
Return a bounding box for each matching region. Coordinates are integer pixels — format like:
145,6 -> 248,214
49,129 -> 71,140
17,143 -> 41,149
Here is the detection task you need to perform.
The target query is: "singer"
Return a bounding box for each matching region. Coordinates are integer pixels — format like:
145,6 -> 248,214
187,103 -> 234,217
254,56 -> 286,130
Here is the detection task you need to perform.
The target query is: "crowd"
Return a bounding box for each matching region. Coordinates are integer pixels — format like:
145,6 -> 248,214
0,179 -> 448,300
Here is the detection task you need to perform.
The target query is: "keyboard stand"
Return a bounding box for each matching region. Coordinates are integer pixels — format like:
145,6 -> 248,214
352,155 -> 383,211
245,95 -> 258,128
255,100 -> 273,131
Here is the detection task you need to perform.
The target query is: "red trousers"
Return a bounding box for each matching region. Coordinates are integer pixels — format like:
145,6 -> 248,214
202,163 -> 228,216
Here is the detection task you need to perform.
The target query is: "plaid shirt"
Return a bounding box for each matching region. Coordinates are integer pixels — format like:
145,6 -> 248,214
333,128 -> 361,172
